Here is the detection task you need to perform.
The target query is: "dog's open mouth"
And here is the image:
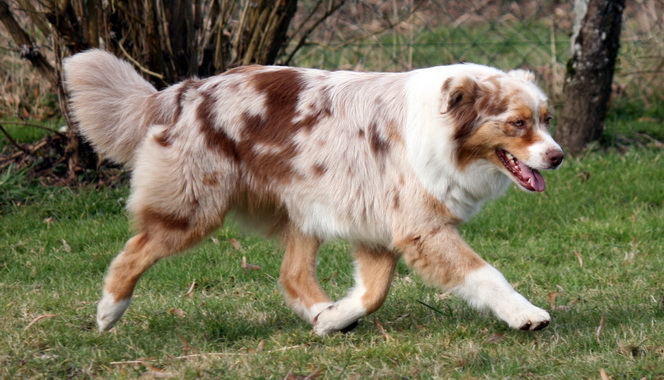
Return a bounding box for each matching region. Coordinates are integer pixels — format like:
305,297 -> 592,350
496,148 -> 545,192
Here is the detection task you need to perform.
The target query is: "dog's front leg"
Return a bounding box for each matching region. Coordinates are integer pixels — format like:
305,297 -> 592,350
396,227 -> 550,331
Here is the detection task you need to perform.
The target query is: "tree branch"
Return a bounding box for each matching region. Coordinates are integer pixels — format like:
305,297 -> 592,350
0,0 -> 57,86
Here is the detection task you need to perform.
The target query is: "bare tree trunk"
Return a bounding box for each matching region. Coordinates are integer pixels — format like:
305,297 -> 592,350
555,0 -> 626,154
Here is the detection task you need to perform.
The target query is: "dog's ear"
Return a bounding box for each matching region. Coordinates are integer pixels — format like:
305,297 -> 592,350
440,76 -> 481,114
441,76 -> 482,139
508,69 -> 536,83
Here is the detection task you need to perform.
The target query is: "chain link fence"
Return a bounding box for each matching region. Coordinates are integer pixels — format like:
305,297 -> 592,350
291,0 -> 663,106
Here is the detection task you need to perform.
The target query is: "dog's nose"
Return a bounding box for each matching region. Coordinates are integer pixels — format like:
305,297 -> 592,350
546,149 -> 564,168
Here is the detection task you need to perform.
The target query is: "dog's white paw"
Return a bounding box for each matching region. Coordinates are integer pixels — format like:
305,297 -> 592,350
500,299 -> 550,331
312,304 -> 361,336
96,291 -> 131,331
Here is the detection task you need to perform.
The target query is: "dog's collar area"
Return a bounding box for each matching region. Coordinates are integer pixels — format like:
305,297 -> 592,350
496,148 -> 545,192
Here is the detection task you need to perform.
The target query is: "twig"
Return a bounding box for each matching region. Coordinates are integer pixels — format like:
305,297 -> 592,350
0,120 -> 66,137
24,314 -> 58,331
109,360 -> 146,365
0,124 -> 30,154
116,40 -> 165,81
283,0 -> 347,65
0,139 -> 50,163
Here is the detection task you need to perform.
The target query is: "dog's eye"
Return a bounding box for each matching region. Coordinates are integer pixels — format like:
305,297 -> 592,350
511,119 -> 526,128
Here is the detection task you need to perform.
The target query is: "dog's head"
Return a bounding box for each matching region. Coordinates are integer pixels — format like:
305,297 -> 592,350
440,68 -> 564,192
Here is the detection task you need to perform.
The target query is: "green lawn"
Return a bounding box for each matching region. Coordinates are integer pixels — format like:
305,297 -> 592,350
1,136 -> 662,378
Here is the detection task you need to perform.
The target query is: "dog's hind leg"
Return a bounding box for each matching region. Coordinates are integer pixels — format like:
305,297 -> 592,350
96,206 -> 224,331
279,227 -> 333,324
313,245 -> 398,336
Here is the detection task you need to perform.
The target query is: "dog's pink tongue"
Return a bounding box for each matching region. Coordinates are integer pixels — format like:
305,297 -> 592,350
517,161 -> 546,192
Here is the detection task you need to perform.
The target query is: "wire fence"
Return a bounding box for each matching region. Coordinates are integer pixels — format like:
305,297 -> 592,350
291,0 -> 664,106
1,0 -> 661,120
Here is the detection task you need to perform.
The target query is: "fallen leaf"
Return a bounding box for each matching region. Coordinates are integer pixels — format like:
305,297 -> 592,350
143,362 -> 166,373
178,334 -> 191,356
210,236 -> 219,244
168,308 -> 185,318
256,340 -> 265,351
304,370 -> 321,380
284,369 -> 321,380
576,171 -> 591,182
548,292 -> 558,309
230,238 -> 242,250
43,217 -> 54,225
62,240 -> 71,253
599,368 -> 611,380
486,333 -> 505,344
241,256 -> 261,271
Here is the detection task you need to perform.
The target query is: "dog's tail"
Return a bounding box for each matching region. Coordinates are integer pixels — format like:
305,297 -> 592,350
64,49 -> 170,166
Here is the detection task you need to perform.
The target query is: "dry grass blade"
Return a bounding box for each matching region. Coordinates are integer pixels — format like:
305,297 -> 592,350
110,360 -> 145,365
554,297 -> 580,311
596,315 -> 606,343
142,371 -> 175,378
172,344 -> 306,360
185,280 -> 196,297
373,318 -> 392,341
23,314 -> 58,331
574,251 -> 584,267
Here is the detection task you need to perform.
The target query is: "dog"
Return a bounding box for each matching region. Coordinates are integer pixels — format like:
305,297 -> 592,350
64,49 -> 563,335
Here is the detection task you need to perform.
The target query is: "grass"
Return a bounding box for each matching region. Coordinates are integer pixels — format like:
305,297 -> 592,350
1,120 -> 663,378
294,18 -> 569,72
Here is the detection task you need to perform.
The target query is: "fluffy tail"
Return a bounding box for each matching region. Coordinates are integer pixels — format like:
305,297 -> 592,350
64,49 -> 164,166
